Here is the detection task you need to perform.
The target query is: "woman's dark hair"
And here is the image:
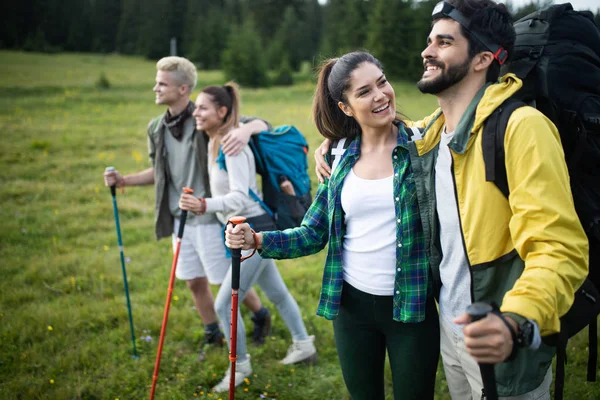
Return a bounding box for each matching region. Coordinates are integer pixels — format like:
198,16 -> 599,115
437,0 -> 515,82
201,81 -> 240,133
312,51 -> 389,141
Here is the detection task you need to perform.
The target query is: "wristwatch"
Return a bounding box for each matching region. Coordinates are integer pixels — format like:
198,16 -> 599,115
516,319 -> 535,348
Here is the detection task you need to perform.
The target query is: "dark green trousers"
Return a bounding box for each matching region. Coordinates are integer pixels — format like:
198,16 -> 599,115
333,283 -> 439,400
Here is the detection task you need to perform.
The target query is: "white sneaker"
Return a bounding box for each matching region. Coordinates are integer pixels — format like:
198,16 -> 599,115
280,335 -> 317,365
212,354 -> 252,393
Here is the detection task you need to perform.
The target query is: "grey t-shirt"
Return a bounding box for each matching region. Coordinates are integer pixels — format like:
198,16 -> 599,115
164,121 -> 217,226
436,129 -> 471,336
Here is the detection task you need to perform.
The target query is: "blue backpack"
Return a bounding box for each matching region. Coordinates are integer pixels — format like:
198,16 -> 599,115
219,125 -> 312,230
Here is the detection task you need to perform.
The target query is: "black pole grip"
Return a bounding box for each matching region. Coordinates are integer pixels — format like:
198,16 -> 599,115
177,210 -> 188,239
466,302 -> 498,400
227,216 -> 246,291
231,249 -> 241,290
230,222 -> 241,291
466,302 -> 493,322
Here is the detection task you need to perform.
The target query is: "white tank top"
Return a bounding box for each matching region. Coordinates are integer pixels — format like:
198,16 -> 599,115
341,168 -> 396,296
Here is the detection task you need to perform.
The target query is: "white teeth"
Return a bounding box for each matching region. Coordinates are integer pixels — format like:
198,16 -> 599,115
373,104 -> 389,113
426,66 -> 439,71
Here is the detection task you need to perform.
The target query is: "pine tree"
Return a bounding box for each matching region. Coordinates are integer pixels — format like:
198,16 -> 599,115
267,6 -> 307,70
137,0 -> 171,59
90,0 -> 122,53
66,0 -> 92,51
304,0 -> 323,63
188,4 -> 230,69
320,0 -> 366,57
116,0 -> 142,54
366,0 -> 413,79
221,18 -> 268,87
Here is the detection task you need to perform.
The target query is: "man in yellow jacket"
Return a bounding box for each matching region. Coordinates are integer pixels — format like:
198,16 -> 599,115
408,0 -> 589,398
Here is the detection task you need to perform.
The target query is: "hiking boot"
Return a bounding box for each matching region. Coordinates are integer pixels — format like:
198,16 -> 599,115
198,329 -> 225,362
212,354 -> 252,393
280,335 -> 317,365
251,308 -> 271,346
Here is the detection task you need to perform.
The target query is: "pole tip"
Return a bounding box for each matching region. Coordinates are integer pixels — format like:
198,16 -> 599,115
182,187 -> 194,194
229,216 -> 247,225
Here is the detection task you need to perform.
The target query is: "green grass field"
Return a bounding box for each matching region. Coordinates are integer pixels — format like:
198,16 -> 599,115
0,50 -> 597,400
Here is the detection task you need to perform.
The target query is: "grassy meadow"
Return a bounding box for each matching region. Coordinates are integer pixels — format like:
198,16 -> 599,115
0,50 -> 597,400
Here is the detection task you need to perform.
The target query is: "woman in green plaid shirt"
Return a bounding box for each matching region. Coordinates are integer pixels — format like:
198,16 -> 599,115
225,51 -> 439,400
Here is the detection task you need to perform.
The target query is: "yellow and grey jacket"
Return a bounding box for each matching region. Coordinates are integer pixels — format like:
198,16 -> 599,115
407,74 -> 588,396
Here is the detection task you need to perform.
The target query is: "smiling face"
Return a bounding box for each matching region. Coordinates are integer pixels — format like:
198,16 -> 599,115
153,70 -> 187,106
192,92 -> 227,135
417,18 -> 473,95
337,62 -> 396,132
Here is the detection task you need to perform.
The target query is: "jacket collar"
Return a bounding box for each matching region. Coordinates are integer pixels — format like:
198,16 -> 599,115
416,73 -> 523,155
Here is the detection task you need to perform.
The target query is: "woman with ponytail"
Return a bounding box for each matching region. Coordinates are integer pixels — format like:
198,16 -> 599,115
179,82 -> 317,393
225,52 -> 439,399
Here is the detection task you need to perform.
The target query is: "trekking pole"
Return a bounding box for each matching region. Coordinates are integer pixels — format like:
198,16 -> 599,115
105,166 -> 138,359
226,216 -> 253,400
466,302 -> 498,400
149,187 -> 194,400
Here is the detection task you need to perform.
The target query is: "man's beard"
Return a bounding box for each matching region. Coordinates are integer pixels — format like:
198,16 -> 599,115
417,57 -> 471,94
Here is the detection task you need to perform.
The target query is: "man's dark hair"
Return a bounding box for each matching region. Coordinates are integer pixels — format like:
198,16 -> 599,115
436,0 -> 515,82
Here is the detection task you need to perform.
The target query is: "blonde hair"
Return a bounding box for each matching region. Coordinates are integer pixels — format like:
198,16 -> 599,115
156,56 -> 197,93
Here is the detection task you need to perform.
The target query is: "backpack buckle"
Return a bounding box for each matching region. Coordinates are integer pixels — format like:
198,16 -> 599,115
529,46 -> 544,59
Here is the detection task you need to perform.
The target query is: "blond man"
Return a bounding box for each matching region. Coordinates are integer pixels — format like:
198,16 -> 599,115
104,57 -> 272,359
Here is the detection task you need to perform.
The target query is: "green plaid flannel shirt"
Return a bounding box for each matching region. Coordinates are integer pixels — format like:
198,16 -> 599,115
260,124 -> 430,323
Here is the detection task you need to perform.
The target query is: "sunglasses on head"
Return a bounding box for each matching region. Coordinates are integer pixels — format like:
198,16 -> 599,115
432,1 -> 508,65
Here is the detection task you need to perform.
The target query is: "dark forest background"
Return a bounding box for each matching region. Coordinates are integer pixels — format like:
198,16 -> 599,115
2,0 -> 599,86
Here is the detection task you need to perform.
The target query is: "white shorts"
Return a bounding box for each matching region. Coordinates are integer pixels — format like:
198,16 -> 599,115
171,221 -> 229,284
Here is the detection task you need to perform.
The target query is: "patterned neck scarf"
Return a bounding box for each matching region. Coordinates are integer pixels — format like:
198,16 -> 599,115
163,101 -> 194,141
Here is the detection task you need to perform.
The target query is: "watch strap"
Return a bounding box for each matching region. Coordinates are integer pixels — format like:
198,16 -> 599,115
491,303 -> 518,361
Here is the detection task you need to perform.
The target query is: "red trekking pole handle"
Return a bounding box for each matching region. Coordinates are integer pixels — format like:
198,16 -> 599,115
149,187 -> 194,400
467,302 -> 499,400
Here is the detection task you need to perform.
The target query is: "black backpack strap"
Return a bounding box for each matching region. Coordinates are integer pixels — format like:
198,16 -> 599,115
482,99 -> 527,197
554,328 -> 568,400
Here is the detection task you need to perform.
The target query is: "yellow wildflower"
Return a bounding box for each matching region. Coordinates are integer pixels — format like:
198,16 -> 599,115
132,150 -> 143,164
